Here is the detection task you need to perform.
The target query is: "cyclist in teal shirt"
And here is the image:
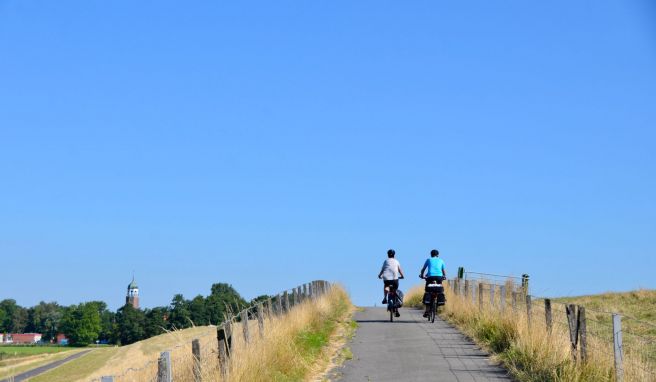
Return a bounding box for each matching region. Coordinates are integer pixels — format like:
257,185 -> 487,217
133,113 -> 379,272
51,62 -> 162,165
420,249 -> 446,317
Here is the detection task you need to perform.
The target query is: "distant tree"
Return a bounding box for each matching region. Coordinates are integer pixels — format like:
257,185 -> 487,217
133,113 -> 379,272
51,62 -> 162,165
144,307 -> 169,338
61,302 -> 102,346
188,295 -> 208,326
26,302 -> 63,341
0,299 -> 28,333
206,283 -> 247,325
168,294 -> 191,329
115,304 -> 145,345
87,301 -> 116,344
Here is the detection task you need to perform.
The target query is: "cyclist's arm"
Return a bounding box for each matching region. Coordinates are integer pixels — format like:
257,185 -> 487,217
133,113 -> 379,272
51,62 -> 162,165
378,262 -> 386,278
420,262 -> 427,278
398,265 -> 405,279
442,264 -> 446,278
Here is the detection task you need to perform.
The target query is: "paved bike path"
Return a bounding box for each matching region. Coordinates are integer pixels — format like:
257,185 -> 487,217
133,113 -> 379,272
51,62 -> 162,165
334,307 -> 511,382
0,349 -> 92,382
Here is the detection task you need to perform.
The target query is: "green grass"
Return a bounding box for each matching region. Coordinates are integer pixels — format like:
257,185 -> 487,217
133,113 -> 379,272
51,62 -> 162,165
553,289 -> 656,338
29,348 -> 116,382
0,348 -> 85,380
285,293 -> 350,380
0,345 -> 73,359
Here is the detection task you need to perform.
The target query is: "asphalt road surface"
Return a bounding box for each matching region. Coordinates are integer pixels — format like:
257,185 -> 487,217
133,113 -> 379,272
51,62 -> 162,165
334,307 -> 512,382
0,349 -> 92,382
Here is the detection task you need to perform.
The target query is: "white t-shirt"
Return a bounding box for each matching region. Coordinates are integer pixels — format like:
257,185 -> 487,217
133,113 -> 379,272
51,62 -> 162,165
380,258 -> 401,280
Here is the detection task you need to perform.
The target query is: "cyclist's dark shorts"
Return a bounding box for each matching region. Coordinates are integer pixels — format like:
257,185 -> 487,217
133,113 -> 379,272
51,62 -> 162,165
425,276 -> 444,286
384,280 -> 399,290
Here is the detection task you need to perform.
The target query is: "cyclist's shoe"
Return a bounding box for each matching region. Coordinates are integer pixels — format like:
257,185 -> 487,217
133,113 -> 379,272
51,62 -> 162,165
422,312 -> 429,318
395,311 -> 400,317
382,298 -> 387,304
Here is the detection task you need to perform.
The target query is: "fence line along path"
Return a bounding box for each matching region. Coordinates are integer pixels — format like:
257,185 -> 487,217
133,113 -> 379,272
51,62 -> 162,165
455,270 -> 656,382
96,280 -> 333,382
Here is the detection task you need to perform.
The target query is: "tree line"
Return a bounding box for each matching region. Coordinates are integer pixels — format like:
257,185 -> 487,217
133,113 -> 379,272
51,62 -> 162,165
0,282 -> 267,346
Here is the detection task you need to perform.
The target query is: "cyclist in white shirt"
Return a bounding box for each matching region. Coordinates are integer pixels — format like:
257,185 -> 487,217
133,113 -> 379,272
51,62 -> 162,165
378,249 -> 405,304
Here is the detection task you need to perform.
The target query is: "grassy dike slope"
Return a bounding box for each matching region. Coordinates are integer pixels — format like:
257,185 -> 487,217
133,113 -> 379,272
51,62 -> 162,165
554,289 -> 656,337
32,285 -> 353,382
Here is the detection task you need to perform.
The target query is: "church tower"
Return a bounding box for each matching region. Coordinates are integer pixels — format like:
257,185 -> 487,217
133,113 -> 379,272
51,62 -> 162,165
126,277 -> 140,309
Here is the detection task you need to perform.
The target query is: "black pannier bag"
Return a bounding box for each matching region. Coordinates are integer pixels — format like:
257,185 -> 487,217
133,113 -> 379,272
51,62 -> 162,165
423,292 -> 432,305
395,289 -> 404,308
437,292 -> 446,306
425,283 -> 446,306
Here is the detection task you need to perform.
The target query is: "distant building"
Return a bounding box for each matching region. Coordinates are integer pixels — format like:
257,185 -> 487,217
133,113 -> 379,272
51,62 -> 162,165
11,333 -> 42,344
126,276 -> 140,309
56,333 -> 68,345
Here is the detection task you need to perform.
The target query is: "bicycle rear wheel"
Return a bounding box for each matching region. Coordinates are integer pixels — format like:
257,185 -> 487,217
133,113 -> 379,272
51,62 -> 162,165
430,300 -> 436,323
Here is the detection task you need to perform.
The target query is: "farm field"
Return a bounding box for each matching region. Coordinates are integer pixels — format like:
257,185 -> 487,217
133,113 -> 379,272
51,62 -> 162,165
30,326 -> 214,382
0,346 -> 85,380
0,345 -> 73,358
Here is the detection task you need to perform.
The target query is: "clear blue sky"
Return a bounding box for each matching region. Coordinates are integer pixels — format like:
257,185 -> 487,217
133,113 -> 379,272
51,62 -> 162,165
1,1 -> 655,309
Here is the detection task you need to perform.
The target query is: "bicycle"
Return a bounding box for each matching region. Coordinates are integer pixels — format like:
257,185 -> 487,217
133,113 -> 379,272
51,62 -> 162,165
386,276 -> 404,322
422,276 -> 445,323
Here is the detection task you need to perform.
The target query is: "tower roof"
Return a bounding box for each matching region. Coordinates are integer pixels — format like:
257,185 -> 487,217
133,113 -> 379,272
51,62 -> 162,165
128,277 -> 138,289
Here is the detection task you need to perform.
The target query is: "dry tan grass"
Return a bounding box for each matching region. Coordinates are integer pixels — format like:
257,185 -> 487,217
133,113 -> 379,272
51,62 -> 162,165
36,285 -> 352,382
404,281 -> 655,381
226,285 -> 352,382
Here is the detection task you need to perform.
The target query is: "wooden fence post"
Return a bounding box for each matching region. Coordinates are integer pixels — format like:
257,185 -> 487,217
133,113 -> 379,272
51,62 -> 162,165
297,286 -> 302,303
217,325 -> 230,376
511,291 -> 517,311
257,303 -> 265,338
489,284 -> 495,307
525,294 -> 532,329
240,310 -> 250,344
266,298 -> 274,320
192,339 -> 201,382
613,314 -> 624,382
283,291 -> 289,312
499,285 -> 506,313
157,351 -> 172,382
578,306 -> 587,363
478,283 -> 484,311
276,294 -> 283,315
566,304 -> 578,362
464,280 -> 470,299
544,299 -> 552,334
303,284 -> 308,300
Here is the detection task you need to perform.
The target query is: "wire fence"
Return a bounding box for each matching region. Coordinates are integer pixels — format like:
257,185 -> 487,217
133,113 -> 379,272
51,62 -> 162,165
90,280 -> 333,382
450,272 -> 656,382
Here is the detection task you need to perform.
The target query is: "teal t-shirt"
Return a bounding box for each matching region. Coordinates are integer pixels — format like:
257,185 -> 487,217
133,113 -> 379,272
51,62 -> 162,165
424,257 -> 445,277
